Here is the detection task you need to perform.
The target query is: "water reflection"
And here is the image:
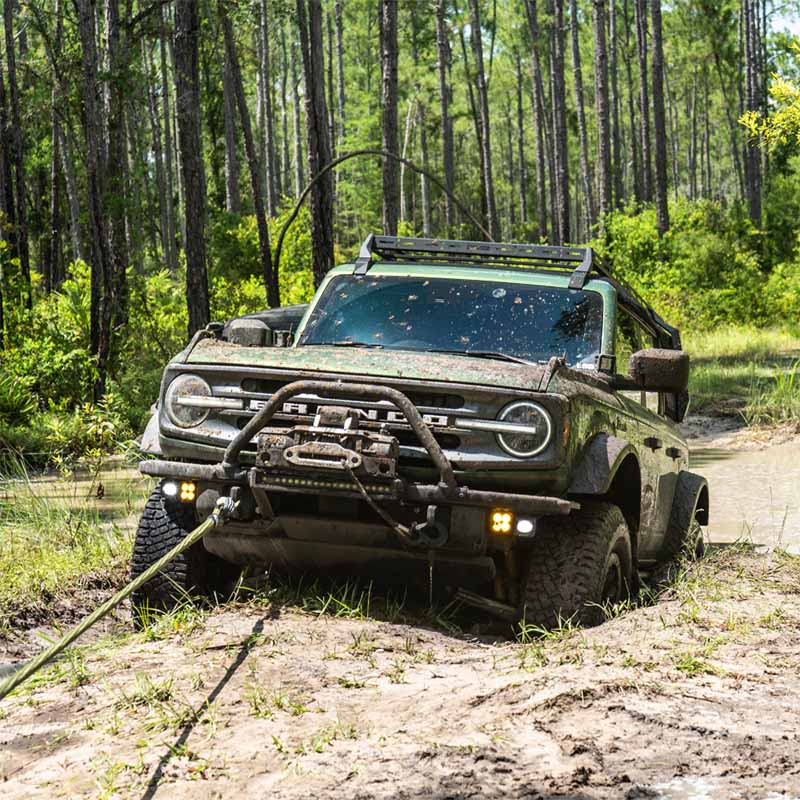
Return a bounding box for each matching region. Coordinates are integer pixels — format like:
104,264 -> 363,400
690,440 -> 800,551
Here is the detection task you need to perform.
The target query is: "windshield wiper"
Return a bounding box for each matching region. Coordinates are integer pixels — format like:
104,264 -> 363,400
309,341 -> 384,349
430,349 -> 534,366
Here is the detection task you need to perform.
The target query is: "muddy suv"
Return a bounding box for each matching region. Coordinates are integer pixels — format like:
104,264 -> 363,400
134,235 -> 709,627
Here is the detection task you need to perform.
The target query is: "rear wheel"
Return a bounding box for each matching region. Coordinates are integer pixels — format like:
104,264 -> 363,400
521,502 -> 633,629
130,484 -> 239,621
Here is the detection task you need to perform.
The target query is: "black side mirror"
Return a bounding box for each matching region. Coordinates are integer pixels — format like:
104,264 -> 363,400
628,348 -> 690,393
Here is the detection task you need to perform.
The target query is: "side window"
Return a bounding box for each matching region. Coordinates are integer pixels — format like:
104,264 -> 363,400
615,311 -> 661,413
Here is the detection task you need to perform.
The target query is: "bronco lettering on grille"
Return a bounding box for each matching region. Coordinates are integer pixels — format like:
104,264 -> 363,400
248,398 -> 450,428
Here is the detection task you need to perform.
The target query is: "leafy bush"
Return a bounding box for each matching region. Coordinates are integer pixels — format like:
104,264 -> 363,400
594,199 -> 768,328
0,373 -> 36,424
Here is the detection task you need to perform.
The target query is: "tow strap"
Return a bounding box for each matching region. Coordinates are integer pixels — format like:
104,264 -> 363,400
0,496 -> 237,702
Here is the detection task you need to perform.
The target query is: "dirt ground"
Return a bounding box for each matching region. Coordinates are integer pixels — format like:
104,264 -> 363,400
2,549 -> 800,799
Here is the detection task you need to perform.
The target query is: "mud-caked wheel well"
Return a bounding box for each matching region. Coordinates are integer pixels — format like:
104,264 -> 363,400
570,453 -> 642,558
603,454 -> 642,536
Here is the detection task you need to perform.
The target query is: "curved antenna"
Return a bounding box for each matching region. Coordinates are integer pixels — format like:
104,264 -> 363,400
272,148 -> 495,288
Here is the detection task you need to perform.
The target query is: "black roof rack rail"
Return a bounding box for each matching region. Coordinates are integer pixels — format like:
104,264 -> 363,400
351,234 -> 680,348
353,234 -> 605,289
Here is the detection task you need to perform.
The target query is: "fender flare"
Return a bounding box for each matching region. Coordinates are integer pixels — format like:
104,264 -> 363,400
670,470 -> 709,528
568,433 -> 639,496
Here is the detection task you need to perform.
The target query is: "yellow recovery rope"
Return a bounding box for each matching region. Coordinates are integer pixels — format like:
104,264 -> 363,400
0,496 -> 237,702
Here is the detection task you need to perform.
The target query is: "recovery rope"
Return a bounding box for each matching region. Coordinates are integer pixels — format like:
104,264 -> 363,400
0,496 -> 237,702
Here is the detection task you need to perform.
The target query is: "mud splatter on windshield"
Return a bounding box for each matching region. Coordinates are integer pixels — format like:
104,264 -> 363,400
299,275 -> 603,367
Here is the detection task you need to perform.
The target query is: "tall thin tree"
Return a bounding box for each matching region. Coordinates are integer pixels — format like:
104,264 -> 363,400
650,0 -> 670,234
220,1 -> 278,306
570,0 -> 596,229
379,0 -> 399,235
435,0 -> 455,229
297,0 -> 335,285
469,0 -> 500,240
174,0 -> 210,335
593,0 -> 612,220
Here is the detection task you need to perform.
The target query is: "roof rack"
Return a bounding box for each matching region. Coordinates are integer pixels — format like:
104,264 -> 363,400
353,234 -> 604,289
351,234 -> 680,347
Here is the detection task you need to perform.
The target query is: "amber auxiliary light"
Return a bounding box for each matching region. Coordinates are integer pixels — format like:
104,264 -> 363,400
490,509 -> 514,534
179,481 -> 196,503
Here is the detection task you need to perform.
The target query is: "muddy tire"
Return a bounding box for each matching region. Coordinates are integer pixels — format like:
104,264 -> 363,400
130,485 -> 239,621
661,471 -> 707,562
521,502 -> 633,629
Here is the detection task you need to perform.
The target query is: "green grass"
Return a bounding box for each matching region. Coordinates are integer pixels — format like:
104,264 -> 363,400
0,456 -> 151,632
683,325 -> 800,423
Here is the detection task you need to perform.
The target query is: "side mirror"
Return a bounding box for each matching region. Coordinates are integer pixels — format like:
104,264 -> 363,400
628,348 -> 689,393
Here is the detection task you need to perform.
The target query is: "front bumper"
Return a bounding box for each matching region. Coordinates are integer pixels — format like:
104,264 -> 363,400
140,457 -> 576,517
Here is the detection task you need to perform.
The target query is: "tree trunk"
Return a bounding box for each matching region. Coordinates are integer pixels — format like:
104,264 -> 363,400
280,25 -> 291,192
145,40 -> 172,272
297,0 -> 334,285
291,35 -> 305,197
3,0 -> 31,307
47,0 -> 65,290
334,0 -> 346,145
469,0 -> 500,240
570,0 -> 595,227
326,10 -> 335,159
76,0 -> 113,400
380,0 -> 399,235
523,0 -> 549,240
435,0 -> 455,229
515,52 -> 527,225
649,0 -> 669,235
0,65 -> 16,253
220,2 -> 277,306
688,71 -> 697,199
160,5 -> 179,273
549,0 -> 570,243
634,0 -> 652,202
174,0 -> 210,336
259,0 -> 279,215
105,0 -> 130,326
222,37 -> 241,213
609,0 -> 623,206
623,0 -> 641,201
742,0 -> 761,225
593,0 -> 612,222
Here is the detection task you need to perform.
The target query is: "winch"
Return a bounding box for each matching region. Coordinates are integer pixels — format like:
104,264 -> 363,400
255,404 -> 399,479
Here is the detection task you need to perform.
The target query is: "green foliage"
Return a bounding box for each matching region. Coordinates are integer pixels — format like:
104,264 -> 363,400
594,200 -> 770,328
0,374 -> 36,424
208,205 -> 315,311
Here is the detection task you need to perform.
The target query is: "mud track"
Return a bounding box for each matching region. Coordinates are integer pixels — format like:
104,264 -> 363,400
2,549 -> 800,799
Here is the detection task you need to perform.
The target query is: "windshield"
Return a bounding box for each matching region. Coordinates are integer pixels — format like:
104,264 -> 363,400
298,274 -> 604,367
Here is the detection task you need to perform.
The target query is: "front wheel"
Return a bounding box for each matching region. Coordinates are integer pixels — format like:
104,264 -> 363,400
130,484 -> 240,621
520,502 -> 633,629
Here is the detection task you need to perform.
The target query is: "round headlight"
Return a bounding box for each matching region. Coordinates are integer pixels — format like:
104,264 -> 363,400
496,401 -> 552,457
164,374 -> 212,428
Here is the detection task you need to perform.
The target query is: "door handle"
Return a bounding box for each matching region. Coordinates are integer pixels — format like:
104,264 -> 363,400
665,446 -> 682,459
644,437 -> 663,451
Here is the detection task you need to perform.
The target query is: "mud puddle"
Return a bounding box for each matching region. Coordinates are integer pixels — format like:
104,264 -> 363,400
0,461 -> 153,535
690,438 -> 800,552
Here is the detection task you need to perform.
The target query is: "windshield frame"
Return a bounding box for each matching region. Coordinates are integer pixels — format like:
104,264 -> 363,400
294,263 -> 615,366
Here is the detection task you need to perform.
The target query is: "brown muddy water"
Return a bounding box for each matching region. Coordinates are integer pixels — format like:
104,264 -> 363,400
0,461 -> 153,534
691,439 -> 800,553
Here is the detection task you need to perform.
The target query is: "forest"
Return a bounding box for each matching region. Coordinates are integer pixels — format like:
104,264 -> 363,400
1,0 -> 799,463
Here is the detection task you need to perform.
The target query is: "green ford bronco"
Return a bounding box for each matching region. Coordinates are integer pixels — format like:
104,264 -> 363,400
134,235 -> 709,627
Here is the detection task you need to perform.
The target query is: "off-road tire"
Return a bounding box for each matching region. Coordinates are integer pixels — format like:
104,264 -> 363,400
661,472 -> 707,562
130,485 -> 239,620
521,502 -> 633,629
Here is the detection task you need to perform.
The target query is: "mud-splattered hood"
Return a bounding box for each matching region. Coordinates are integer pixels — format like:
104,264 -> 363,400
185,338 -> 549,392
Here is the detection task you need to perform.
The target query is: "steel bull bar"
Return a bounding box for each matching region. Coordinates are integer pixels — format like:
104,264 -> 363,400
141,379 -> 576,517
